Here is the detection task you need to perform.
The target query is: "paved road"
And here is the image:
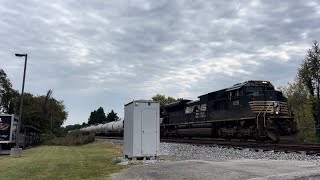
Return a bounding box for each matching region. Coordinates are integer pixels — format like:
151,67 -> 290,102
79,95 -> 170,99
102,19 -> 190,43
112,159 -> 320,180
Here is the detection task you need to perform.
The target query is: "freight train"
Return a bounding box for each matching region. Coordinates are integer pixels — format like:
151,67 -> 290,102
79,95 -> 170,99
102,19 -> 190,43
79,119 -> 124,136
160,80 -> 297,142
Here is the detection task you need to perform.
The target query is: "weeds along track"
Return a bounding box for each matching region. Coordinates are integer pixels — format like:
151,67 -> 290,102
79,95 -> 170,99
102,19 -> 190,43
95,136 -> 123,140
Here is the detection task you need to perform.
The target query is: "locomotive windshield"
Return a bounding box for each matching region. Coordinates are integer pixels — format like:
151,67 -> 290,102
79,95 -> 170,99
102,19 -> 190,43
245,86 -> 262,94
244,85 -> 275,95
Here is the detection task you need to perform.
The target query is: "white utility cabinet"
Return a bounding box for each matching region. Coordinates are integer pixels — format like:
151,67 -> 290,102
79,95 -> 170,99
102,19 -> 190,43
124,100 -> 160,158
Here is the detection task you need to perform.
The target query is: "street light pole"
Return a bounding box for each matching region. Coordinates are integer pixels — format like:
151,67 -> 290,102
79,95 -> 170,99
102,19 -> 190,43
15,53 -> 28,148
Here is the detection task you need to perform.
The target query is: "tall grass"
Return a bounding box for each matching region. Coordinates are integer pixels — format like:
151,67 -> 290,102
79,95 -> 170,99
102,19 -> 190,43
44,131 -> 95,146
0,142 -> 125,179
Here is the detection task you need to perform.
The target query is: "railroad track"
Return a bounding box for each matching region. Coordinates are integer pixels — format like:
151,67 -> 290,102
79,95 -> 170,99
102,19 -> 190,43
161,138 -> 320,155
96,136 -> 320,155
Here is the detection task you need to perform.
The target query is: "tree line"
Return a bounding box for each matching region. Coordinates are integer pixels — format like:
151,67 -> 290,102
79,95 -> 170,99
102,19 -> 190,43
280,41 -> 320,143
65,94 -> 179,132
0,69 -> 68,136
64,107 -> 120,132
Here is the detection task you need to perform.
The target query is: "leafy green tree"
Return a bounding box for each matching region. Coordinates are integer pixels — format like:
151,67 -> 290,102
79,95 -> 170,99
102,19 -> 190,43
88,107 -> 107,124
0,69 -> 68,136
280,81 -> 317,143
96,107 -> 107,123
299,41 -> 320,98
151,94 -> 178,106
65,124 -> 82,133
88,110 -> 97,124
0,69 -> 18,114
20,91 -> 68,133
45,98 -> 68,132
106,110 -> 119,123
82,122 -> 88,127
64,122 -> 90,133
298,41 -> 320,133
21,93 -> 42,128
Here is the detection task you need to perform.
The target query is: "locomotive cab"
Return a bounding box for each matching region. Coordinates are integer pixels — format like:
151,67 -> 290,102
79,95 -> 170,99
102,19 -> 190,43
237,81 -> 296,141
216,81 -> 296,141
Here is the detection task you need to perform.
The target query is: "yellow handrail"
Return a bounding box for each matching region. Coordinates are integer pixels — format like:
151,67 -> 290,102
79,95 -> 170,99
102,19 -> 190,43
256,105 -> 265,129
263,103 -> 272,128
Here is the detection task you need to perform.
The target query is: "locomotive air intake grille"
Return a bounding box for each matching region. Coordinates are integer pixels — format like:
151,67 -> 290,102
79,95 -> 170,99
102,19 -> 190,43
249,101 -> 289,115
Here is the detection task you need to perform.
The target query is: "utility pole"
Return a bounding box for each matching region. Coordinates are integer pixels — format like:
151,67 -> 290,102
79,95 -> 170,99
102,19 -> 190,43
11,53 -> 28,157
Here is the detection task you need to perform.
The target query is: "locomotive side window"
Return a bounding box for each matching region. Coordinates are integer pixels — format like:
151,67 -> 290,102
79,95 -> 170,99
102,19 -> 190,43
240,88 -> 244,95
229,90 -> 240,100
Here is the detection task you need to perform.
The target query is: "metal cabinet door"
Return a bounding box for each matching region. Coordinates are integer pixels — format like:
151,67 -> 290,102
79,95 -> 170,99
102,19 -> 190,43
141,108 -> 157,155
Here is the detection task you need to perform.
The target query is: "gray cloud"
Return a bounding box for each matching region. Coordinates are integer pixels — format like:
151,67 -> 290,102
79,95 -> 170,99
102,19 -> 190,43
0,0 -> 319,125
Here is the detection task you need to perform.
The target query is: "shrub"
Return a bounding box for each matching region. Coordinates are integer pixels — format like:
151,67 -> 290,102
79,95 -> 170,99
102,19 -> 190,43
43,132 -> 95,146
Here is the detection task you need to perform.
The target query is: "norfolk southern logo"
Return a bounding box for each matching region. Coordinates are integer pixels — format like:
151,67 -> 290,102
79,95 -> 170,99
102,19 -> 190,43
0,118 -> 10,131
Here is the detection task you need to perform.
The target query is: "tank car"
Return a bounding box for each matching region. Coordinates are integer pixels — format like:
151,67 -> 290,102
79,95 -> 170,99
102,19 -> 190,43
79,119 -> 124,137
160,80 -> 297,142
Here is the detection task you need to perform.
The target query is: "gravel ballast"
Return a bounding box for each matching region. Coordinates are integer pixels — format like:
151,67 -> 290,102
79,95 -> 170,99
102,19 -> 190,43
99,139 -> 320,179
160,142 -> 320,163
98,138 -> 320,164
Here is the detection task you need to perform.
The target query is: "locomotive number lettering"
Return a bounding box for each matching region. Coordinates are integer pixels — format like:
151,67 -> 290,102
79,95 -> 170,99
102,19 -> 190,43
233,100 -> 239,106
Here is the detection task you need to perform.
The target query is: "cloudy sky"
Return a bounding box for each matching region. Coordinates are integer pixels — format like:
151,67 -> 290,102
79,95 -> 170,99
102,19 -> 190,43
1,0 -> 319,125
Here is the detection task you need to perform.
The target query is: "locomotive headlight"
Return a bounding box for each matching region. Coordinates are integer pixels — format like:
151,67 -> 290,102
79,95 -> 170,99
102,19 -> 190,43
273,102 -> 280,115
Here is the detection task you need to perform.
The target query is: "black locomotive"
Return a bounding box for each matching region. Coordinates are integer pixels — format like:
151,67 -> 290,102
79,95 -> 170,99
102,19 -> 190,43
160,80 -> 297,142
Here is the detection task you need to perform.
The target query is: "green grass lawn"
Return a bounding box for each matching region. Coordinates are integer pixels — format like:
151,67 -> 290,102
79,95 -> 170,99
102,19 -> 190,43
0,142 -> 125,180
